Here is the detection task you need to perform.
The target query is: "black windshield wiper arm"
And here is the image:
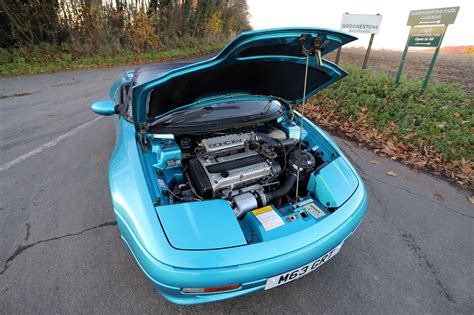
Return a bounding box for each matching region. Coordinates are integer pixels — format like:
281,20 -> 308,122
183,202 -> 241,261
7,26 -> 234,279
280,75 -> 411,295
150,105 -> 216,127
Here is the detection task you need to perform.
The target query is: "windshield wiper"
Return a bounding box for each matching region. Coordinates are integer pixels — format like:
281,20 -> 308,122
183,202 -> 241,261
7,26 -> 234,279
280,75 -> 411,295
260,100 -> 273,114
150,105 -> 216,127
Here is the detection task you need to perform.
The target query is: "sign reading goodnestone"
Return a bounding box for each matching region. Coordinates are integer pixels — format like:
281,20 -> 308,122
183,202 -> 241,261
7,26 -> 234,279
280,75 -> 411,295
340,14 -> 383,34
408,25 -> 446,47
407,7 -> 459,26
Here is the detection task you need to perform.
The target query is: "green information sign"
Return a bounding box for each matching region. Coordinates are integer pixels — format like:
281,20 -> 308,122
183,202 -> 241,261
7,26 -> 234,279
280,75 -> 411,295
408,25 -> 446,47
396,6 -> 460,91
407,6 -> 459,26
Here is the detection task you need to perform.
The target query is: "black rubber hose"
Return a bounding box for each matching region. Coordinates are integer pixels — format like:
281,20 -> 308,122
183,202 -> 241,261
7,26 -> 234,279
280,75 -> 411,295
256,133 -> 296,148
266,174 -> 297,202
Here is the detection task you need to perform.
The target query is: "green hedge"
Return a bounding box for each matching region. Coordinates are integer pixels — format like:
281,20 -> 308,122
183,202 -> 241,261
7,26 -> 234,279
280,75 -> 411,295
0,43 -> 224,76
311,64 -> 473,162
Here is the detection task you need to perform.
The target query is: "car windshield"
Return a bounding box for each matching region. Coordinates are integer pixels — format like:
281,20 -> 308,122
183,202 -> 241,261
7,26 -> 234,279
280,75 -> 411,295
149,98 -> 284,133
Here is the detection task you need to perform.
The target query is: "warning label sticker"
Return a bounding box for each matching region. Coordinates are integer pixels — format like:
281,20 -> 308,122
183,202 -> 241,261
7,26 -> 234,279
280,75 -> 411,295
252,206 -> 284,231
305,203 -> 326,219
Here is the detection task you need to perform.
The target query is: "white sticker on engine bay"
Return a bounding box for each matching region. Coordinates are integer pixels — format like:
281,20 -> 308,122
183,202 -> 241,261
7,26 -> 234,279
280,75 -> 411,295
305,203 -> 326,218
252,206 -> 284,231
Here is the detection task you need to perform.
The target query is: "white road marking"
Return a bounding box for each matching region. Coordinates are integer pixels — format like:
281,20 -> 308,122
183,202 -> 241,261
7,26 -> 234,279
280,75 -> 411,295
0,116 -> 103,173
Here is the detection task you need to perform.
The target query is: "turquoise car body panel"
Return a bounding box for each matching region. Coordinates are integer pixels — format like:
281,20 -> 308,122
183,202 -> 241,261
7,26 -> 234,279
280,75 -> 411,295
307,156 -> 359,208
96,28 -> 367,304
156,200 -> 247,250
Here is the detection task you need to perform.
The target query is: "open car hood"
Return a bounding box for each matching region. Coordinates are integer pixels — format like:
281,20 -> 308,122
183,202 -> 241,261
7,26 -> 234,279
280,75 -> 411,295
132,27 -> 356,130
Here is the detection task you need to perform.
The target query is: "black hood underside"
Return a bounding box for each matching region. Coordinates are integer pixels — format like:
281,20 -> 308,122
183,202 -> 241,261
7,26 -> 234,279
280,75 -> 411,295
148,61 -> 330,118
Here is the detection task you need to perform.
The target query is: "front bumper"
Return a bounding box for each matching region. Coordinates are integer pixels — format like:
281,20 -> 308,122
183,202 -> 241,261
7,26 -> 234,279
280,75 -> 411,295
115,181 -> 367,305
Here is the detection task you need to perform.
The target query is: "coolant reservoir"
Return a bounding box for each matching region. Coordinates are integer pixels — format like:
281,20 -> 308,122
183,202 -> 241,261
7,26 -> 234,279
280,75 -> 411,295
279,119 -> 302,139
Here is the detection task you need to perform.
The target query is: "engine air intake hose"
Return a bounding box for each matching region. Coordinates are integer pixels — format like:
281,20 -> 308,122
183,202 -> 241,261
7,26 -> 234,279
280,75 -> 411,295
265,174 -> 297,202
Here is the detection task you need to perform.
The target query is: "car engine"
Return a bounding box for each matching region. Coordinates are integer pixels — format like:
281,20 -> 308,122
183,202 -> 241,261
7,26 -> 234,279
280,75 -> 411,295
172,130 -> 321,218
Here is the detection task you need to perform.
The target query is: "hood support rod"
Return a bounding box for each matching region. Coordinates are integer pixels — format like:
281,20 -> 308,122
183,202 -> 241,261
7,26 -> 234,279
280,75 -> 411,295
295,35 -> 322,199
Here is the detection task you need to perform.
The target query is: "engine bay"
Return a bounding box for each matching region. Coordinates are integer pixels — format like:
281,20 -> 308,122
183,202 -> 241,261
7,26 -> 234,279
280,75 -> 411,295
140,112 -> 359,248
152,117 -> 328,217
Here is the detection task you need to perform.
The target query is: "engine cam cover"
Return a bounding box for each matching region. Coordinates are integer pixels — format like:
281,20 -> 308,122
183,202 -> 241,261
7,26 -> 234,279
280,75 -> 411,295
201,133 -> 252,154
188,151 -> 277,198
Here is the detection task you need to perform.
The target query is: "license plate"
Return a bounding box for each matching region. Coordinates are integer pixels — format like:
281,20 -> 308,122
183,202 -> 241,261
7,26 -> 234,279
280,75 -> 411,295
264,242 -> 343,290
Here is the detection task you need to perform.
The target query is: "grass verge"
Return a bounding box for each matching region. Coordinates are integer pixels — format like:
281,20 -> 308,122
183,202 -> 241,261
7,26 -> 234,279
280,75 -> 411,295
306,64 -> 473,189
0,43 -> 224,76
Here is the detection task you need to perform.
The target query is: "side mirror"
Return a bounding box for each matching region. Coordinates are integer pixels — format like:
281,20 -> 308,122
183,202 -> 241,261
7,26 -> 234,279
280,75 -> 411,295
91,100 -> 116,116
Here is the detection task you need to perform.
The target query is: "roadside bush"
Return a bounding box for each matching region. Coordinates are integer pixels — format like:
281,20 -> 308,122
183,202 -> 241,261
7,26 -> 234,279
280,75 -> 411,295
0,48 -> 13,65
0,0 -> 250,72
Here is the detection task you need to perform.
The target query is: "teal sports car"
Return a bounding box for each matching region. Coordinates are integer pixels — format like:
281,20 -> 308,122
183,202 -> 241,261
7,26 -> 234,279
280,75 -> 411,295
91,28 -> 367,304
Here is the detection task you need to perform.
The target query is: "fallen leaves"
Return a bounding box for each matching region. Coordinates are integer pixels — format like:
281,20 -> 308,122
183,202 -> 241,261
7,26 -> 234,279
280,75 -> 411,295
386,171 -> 399,177
301,102 -> 474,189
369,160 -> 380,165
413,160 -> 427,168
469,196 -> 474,204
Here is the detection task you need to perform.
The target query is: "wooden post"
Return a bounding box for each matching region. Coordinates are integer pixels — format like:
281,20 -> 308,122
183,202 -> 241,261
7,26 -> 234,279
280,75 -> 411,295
362,33 -> 375,69
335,46 -> 342,64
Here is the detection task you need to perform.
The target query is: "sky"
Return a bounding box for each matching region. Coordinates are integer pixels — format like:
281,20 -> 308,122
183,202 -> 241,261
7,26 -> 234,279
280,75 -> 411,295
247,0 -> 473,50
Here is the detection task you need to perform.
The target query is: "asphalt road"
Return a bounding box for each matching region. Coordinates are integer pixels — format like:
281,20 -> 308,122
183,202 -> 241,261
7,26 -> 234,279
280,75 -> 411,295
0,56 -> 472,314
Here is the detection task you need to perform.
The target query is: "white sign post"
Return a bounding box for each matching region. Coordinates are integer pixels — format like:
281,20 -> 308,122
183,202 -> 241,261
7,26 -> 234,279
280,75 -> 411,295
336,13 -> 383,69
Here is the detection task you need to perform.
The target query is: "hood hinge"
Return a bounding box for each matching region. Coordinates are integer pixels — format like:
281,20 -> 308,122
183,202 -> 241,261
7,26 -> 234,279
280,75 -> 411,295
138,122 -> 149,149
